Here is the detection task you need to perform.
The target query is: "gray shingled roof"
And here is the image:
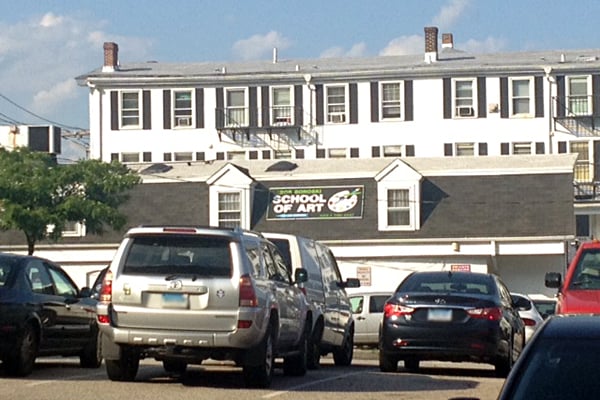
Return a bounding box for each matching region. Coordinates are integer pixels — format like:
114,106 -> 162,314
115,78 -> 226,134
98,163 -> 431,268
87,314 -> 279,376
129,154 -> 577,184
77,47 -> 600,86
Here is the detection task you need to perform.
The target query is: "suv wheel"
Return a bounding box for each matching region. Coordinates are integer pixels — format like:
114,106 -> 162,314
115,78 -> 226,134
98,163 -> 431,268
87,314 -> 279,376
283,323 -> 308,376
105,346 -> 140,382
5,322 -> 37,376
404,358 -> 420,371
163,360 -> 188,377
80,328 -> 102,368
243,323 -> 274,388
332,329 -> 354,366
494,336 -> 514,378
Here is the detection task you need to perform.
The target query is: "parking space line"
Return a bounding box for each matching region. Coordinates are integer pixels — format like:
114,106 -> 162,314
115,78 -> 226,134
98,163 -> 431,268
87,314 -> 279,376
262,371 -> 366,399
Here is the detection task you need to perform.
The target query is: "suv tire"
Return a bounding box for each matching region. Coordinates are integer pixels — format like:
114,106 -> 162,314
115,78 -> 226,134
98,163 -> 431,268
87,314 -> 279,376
106,346 -> 140,382
163,360 -> 188,377
243,323 -> 274,388
283,323 -> 309,376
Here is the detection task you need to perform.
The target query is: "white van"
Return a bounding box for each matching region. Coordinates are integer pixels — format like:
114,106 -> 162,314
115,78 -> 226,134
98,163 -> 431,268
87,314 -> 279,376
263,232 -> 360,368
349,291 -> 392,348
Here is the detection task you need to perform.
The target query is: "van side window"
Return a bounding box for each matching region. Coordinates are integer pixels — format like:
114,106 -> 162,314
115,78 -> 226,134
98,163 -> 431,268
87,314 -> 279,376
269,243 -> 292,284
316,244 -> 343,287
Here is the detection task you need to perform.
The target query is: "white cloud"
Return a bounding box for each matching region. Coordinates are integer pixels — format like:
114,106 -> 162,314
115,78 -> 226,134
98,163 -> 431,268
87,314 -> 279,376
461,37 -> 507,54
320,42 -> 368,58
431,0 -> 471,30
0,13 -> 152,130
379,35 -> 423,56
232,31 -> 291,61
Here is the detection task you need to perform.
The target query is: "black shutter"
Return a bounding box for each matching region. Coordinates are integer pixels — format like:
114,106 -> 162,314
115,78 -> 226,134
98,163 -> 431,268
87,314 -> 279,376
593,75 -> 600,116
404,80 -> 413,121
294,85 -> 303,126
315,85 -> 324,125
535,76 -> 544,118
444,143 -> 453,156
500,142 -> 509,155
557,141 -> 567,153
371,146 -> 380,157
370,82 -> 379,122
163,90 -> 171,129
261,86 -> 270,127
477,77 -> 487,118
500,78 -> 509,118
405,145 -> 415,156
110,91 -> 119,130
216,88 -> 224,128
535,142 -> 545,154
142,90 -> 151,130
349,83 -> 358,124
478,143 -> 488,156
249,87 -> 257,127
595,140 -> 600,180
556,76 -> 565,118
195,88 -> 204,128
443,78 -> 452,119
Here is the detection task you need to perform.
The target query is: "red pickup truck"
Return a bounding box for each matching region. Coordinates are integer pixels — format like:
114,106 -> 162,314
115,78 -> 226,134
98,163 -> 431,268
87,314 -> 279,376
545,240 -> 600,314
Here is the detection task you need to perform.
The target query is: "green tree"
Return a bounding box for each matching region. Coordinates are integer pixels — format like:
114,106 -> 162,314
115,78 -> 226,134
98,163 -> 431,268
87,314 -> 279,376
0,147 -> 141,254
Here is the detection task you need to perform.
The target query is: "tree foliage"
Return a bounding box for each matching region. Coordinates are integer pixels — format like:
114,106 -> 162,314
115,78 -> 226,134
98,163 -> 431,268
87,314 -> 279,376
0,147 -> 141,254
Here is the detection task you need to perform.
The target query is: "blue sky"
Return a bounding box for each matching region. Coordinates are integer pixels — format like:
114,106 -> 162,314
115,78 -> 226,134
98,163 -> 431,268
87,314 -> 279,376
1,0 -> 599,149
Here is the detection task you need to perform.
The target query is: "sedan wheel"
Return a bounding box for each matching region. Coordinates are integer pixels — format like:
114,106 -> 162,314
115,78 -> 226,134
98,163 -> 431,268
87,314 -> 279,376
6,323 -> 38,376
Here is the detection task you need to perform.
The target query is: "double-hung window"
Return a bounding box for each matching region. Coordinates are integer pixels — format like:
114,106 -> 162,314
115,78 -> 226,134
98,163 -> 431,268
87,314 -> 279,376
326,85 -> 347,123
454,79 -> 476,118
120,91 -> 141,128
387,189 -> 411,226
571,141 -> 591,182
217,192 -> 241,228
376,161 -> 421,232
225,88 -> 247,127
173,90 -> 193,127
568,76 -> 590,116
456,142 -> 475,156
380,82 -> 402,120
510,78 -> 532,116
271,86 -> 293,125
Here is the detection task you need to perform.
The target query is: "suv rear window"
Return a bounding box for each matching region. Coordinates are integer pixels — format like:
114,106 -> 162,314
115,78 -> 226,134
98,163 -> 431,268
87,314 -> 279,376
122,234 -> 232,277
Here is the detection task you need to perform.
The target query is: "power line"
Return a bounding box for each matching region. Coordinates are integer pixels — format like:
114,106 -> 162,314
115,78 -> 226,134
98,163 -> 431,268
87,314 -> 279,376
0,91 -> 85,131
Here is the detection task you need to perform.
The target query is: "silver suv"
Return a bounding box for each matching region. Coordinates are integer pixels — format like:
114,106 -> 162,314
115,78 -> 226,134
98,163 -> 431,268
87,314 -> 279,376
96,226 -> 310,388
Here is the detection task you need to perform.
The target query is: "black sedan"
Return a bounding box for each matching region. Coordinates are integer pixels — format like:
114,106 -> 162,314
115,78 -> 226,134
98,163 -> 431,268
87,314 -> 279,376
498,314 -> 600,399
378,271 -> 525,377
0,253 -> 102,376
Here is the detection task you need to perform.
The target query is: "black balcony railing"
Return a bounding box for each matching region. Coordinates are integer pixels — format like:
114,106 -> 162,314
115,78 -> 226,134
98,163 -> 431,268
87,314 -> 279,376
553,95 -> 600,136
215,106 -> 303,130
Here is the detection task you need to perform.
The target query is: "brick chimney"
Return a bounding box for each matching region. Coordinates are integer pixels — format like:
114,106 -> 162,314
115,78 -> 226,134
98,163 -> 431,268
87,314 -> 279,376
102,42 -> 119,72
442,33 -> 454,49
424,26 -> 438,63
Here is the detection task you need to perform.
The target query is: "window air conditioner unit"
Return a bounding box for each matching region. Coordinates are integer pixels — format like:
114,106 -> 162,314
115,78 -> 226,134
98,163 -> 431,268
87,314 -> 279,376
329,113 -> 346,123
176,117 -> 192,126
456,106 -> 474,117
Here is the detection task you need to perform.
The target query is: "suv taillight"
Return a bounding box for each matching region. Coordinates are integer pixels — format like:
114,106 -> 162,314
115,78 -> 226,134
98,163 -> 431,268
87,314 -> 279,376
467,307 -> 502,321
99,270 -> 113,303
383,302 -> 414,318
239,274 -> 258,307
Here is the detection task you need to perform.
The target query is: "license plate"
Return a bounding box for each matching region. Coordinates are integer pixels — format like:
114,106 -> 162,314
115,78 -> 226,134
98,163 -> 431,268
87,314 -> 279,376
427,308 -> 452,322
162,293 -> 186,304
